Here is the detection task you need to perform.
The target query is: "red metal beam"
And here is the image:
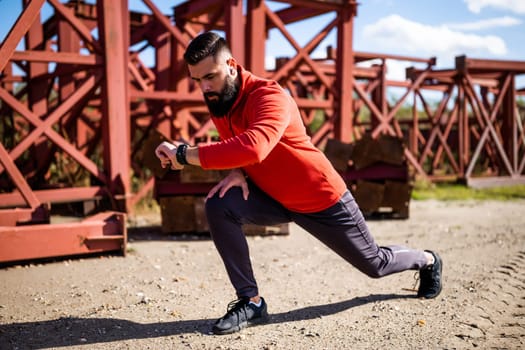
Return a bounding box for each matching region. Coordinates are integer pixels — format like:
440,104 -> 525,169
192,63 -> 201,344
355,51 -> 436,65
10,50 -> 100,65
284,0 -> 347,11
0,142 -> 41,209
0,211 -> 126,264
246,0 -> 267,75
0,206 -> 49,227
97,0 -> 131,210
0,187 -> 108,209
225,0 -> 245,66
456,55 -> 525,73
0,75 -> 106,183
333,1 -> 355,142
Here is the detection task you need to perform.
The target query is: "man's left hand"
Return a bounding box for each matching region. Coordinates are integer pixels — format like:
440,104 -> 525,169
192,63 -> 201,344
155,141 -> 184,170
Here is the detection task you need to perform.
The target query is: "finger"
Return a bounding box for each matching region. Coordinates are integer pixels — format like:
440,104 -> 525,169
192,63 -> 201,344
241,182 -> 250,200
155,146 -> 162,158
219,182 -> 233,198
206,184 -> 221,200
155,146 -> 168,159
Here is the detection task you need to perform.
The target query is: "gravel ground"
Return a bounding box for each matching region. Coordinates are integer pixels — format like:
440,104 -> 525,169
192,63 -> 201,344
1,199 -> 524,350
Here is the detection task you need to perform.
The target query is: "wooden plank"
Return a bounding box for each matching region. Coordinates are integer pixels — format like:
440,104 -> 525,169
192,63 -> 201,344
382,180 -> 411,218
0,212 -> 126,263
324,138 -> 353,172
353,180 -> 384,213
243,223 -> 290,236
159,196 -> 196,233
180,166 -> 225,184
351,134 -> 405,169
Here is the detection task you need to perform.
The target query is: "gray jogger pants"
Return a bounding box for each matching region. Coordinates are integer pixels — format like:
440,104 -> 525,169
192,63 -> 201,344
205,181 -> 427,298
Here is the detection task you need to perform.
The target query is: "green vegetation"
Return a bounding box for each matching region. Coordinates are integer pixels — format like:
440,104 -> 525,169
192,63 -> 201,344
412,181 -> 525,201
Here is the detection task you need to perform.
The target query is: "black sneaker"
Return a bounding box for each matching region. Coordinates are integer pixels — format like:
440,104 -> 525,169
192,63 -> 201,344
417,250 -> 443,299
212,297 -> 269,335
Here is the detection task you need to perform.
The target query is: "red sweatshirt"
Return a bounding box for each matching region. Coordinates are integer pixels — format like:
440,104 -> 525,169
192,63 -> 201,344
198,66 -> 347,213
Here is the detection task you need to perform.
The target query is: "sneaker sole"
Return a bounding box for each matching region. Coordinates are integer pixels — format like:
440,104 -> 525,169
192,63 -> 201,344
212,314 -> 269,335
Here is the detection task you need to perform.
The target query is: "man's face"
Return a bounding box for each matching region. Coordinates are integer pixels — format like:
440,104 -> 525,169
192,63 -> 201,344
188,55 -> 239,117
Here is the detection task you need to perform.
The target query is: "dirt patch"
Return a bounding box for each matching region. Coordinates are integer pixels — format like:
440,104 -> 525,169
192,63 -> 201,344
1,199 -> 524,349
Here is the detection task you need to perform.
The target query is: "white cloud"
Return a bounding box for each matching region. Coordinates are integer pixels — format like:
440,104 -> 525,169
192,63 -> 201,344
265,55 -> 276,70
446,16 -> 522,30
464,0 -> 525,14
384,59 -> 414,81
357,58 -> 414,81
363,14 -> 508,57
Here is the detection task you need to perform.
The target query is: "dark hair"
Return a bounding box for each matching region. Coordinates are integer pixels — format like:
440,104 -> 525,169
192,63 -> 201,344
184,32 -> 232,65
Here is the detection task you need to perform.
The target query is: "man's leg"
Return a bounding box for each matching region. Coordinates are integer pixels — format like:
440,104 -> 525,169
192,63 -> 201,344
205,181 -> 291,298
290,191 -> 428,278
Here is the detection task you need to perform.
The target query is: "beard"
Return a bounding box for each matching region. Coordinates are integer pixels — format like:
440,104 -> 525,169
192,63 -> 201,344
204,75 -> 240,117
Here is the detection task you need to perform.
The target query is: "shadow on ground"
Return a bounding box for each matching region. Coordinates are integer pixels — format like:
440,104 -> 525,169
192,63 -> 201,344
0,293 -> 414,349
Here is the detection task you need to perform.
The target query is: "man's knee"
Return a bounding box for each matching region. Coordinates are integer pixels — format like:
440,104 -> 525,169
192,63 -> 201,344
205,188 -> 244,217
363,269 -> 384,279
355,258 -> 387,279
204,194 -> 222,215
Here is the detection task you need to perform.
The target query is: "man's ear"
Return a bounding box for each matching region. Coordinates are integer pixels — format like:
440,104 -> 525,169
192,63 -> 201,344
227,57 -> 237,74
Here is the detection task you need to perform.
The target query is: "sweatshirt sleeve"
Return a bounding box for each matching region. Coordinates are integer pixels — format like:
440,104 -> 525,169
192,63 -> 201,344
199,83 -> 291,170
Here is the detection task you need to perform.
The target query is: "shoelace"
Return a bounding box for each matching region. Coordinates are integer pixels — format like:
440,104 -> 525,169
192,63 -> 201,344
402,271 -> 420,292
224,298 -> 250,317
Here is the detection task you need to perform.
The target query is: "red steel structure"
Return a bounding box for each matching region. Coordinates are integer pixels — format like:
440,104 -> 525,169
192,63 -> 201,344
0,0 -> 524,262
406,56 -> 525,187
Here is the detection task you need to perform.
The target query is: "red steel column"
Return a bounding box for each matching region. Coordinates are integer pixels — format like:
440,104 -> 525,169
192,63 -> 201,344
334,1 -> 356,142
155,28 -> 173,138
246,0 -> 266,76
502,74 -> 517,173
225,0 -> 245,66
97,0 -> 131,211
457,81 -> 468,177
57,17 -> 86,150
171,20 -> 190,141
23,0 -> 49,174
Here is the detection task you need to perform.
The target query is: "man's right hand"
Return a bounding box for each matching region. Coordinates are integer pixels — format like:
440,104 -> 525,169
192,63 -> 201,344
206,169 -> 249,201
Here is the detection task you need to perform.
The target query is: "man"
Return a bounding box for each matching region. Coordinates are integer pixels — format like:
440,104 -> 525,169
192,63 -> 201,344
155,31 -> 442,335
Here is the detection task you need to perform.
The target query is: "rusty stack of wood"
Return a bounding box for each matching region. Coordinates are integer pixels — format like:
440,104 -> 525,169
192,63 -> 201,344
324,134 -> 412,219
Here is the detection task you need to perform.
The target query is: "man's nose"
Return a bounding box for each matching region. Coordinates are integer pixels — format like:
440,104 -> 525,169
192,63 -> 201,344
201,81 -> 211,92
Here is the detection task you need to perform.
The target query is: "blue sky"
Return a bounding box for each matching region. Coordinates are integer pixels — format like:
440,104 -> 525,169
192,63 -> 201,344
1,0 -> 524,86
354,0 -> 525,83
